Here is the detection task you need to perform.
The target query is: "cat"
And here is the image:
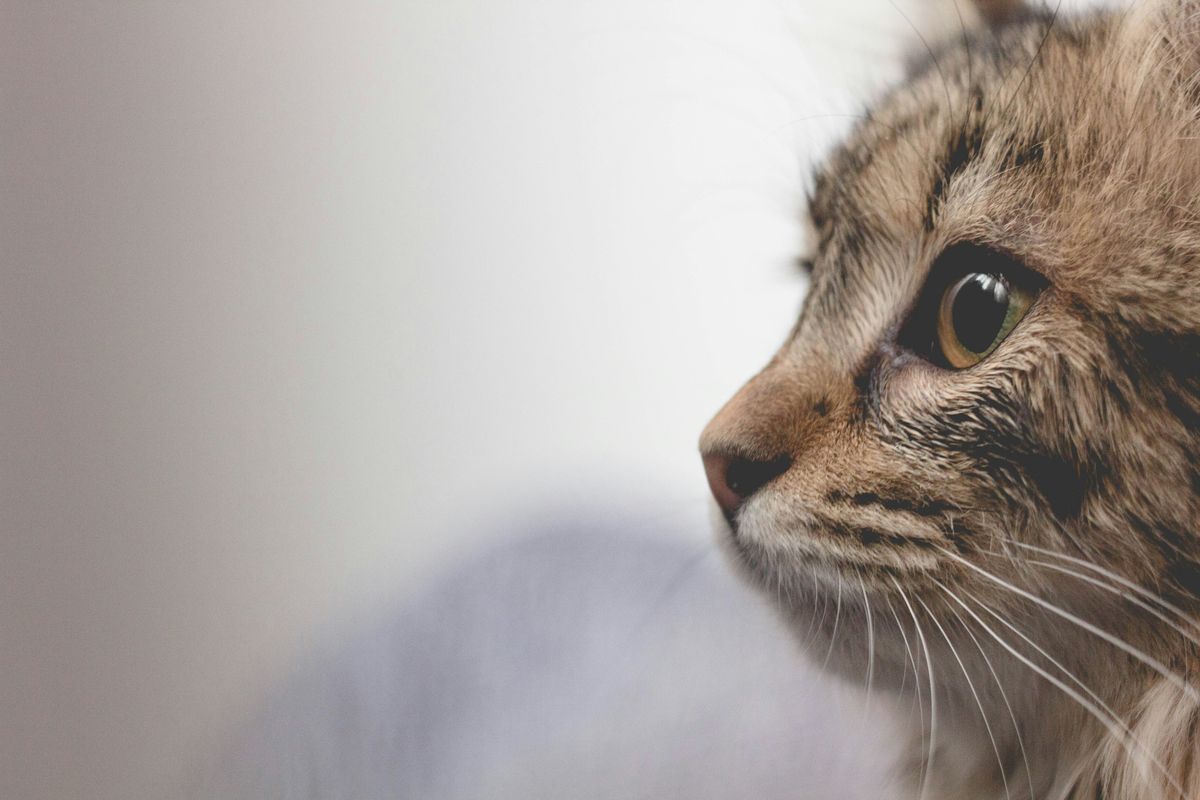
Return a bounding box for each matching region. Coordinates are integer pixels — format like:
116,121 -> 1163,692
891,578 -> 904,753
700,1 -> 1200,798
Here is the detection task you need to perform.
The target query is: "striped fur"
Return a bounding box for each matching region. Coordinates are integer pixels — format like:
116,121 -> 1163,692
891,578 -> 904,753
701,2 -> 1200,798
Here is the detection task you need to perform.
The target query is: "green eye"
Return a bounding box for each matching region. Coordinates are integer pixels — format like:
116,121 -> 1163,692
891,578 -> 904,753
936,271 -> 1035,368
898,243 -> 1044,370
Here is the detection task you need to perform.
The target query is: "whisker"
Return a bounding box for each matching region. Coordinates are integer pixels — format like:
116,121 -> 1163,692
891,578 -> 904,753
821,573 -> 845,672
888,0 -> 954,120
962,586 -> 1128,722
886,595 -> 925,784
1024,557 -> 1200,651
806,581 -> 833,654
977,542 -> 1200,645
934,580 -> 1188,800
779,567 -> 787,615
994,0 -> 1064,124
950,582 -> 1189,800
915,593 -> 1011,800
894,580 -> 937,800
935,545 -> 1200,703
1009,541 -> 1200,634
942,595 -> 1037,800
858,571 -> 876,716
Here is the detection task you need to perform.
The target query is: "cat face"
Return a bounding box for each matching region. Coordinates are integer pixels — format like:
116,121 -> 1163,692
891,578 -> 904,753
700,1 -> 1200,688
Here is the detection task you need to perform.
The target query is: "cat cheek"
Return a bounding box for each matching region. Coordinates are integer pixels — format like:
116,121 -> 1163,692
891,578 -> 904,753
871,355 -> 947,417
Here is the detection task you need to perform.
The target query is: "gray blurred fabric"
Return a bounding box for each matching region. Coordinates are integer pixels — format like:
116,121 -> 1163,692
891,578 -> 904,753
192,516 -> 900,799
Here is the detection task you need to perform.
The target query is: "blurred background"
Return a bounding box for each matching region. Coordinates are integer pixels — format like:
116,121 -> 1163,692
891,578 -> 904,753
0,1 -> 1088,798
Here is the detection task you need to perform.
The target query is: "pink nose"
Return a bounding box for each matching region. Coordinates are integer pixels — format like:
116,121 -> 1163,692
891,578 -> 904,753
701,450 -> 792,520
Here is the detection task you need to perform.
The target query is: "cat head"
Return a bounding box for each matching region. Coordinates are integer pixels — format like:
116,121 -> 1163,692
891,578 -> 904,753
700,0 -> 1200,694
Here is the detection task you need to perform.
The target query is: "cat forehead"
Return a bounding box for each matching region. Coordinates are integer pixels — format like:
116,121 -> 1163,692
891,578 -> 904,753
806,12 -> 1120,284
803,4 -> 1200,340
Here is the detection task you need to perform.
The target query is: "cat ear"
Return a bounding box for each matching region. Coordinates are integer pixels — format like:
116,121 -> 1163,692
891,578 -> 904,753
972,0 -> 1027,29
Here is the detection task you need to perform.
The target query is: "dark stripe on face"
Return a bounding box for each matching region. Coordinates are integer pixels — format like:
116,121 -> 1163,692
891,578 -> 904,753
826,489 -> 957,518
1133,330 -> 1200,382
1022,452 -> 1086,521
1002,129 -> 1046,169
925,106 -> 986,231
828,521 -> 935,550
1167,557 -> 1200,599
1107,326 -> 1199,431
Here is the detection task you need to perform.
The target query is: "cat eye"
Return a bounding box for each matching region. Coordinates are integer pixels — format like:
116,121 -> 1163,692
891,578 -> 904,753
936,271 -> 1035,368
903,243 -> 1044,369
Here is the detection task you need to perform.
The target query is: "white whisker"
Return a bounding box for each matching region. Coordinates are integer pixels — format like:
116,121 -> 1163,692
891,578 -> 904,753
805,578 -> 832,653
938,580 -> 1188,800
1010,541 -> 1200,635
886,595 -> 925,785
1025,557 -> 1200,651
941,593 -> 1036,800
915,593 -> 1011,800
977,543 -> 1200,650
822,574 -> 844,672
859,572 -> 876,716
894,580 -> 937,800
935,546 -> 1199,703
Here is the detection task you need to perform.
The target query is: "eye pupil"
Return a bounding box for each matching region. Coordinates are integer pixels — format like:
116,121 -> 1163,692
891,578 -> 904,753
950,273 -> 1009,354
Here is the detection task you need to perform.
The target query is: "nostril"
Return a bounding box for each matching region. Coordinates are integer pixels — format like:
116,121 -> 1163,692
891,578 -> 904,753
702,452 -> 738,518
726,453 -> 792,500
702,450 -> 792,519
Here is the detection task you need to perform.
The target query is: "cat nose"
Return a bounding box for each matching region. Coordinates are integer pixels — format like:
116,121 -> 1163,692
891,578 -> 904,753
701,450 -> 792,519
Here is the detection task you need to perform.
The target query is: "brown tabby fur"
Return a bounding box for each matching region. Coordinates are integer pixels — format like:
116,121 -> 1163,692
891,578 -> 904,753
700,2 -> 1200,798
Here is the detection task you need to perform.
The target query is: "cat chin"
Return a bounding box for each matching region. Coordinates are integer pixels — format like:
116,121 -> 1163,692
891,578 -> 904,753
758,569 -> 924,695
